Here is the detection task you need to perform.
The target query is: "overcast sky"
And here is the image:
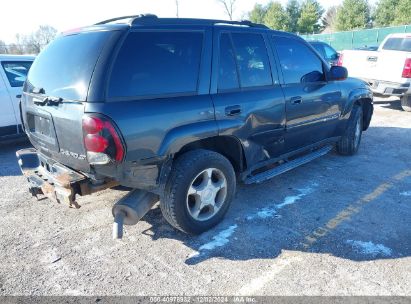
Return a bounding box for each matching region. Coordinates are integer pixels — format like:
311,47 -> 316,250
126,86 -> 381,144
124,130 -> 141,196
1,0 -> 377,43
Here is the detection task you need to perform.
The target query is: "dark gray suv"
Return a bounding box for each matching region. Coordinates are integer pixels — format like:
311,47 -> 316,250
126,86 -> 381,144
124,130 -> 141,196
17,15 -> 373,238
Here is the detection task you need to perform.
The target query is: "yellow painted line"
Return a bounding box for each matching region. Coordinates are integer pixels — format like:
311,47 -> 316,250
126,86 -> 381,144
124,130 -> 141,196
301,169 -> 411,250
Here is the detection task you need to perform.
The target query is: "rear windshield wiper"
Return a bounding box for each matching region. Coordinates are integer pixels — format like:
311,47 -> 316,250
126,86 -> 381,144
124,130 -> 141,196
34,96 -> 63,106
32,87 -> 45,95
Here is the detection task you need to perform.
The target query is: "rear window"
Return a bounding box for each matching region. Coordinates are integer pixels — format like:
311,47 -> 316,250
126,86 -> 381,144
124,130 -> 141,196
231,33 -> 273,88
1,61 -> 33,87
27,31 -> 112,101
383,38 -> 411,52
108,31 -> 203,99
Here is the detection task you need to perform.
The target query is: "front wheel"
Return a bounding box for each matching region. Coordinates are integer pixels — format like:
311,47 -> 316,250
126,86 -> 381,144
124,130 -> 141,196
401,95 -> 411,112
337,105 -> 363,156
161,149 -> 236,235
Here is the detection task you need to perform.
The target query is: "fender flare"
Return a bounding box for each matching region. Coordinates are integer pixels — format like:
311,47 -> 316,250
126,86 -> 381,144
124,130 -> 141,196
343,87 -> 373,117
157,120 -> 219,157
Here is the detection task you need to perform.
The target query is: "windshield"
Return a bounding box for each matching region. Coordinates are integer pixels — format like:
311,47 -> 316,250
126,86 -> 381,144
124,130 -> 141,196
1,61 -> 33,87
27,31 -> 112,101
382,37 -> 411,52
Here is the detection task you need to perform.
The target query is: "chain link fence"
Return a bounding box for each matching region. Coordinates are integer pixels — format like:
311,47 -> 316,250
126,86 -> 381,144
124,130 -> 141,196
302,24 -> 411,51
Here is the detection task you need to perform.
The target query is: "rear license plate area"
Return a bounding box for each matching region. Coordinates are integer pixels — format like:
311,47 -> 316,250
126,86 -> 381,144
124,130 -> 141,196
26,111 -> 59,150
27,114 -> 51,136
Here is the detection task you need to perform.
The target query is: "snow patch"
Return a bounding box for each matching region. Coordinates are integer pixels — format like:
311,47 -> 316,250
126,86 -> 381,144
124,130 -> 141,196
247,183 -> 318,220
276,184 -> 317,209
190,224 -> 238,258
346,240 -> 392,257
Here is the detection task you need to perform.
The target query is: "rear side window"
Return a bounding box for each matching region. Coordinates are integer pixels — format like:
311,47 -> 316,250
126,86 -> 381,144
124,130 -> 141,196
383,38 -> 411,52
218,33 -> 240,91
274,37 -> 324,84
109,31 -> 203,99
27,31 -> 111,101
1,61 -> 32,87
312,43 -> 325,58
231,33 -> 273,88
324,44 -> 337,60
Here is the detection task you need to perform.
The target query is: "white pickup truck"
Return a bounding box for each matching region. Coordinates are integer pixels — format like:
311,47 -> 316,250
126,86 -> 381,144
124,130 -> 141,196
0,55 -> 35,139
339,33 -> 411,112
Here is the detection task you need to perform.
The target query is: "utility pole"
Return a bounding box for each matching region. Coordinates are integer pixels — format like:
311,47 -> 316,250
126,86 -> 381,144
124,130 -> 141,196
175,0 -> 179,18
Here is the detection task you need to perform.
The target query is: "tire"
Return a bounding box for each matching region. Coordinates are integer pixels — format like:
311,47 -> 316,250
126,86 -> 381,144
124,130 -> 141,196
336,105 -> 363,156
401,95 -> 411,112
161,149 -> 236,235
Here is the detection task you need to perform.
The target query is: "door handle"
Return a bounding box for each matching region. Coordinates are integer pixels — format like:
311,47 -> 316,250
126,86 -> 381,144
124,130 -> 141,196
290,97 -> 302,105
16,94 -> 22,99
225,105 -> 241,116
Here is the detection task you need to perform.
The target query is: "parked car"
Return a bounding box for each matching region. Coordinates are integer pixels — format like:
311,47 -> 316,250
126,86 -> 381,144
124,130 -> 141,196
16,15 -> 373,238
0,55 -> 34,139
309,41 -> 340,66
338,33 -> 411,111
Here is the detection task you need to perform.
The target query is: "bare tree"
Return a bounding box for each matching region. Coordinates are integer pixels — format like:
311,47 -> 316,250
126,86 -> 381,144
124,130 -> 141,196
322,6 -> 337,32
175,0 -> 179,17
0,40 -> 7,54
12,34 -> 25,54
217,0 -> 237,20
23,25 -> 58,54
4,25 -> 58,55
33,25 -> 58,52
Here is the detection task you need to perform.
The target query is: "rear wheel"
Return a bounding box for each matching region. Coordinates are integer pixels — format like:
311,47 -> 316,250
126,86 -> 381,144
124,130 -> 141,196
401,95 -> 411,112
161,149 -> 236,234
337,105 -> 363,156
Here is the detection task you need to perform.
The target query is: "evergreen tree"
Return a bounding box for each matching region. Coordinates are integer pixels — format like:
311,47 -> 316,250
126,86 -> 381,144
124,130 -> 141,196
393,0 -> 411,25
335,0 -> 371,31
286,0 -> 301,32
264,1 -> 290,31
297,0 -> 324,33
249,3 -> 267,24
374,0 -> 399,26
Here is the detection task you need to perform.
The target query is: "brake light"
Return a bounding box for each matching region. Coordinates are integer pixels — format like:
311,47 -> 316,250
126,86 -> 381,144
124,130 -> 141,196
337,53 -> 344,66
82,116 -> 104,134
82,115 -> 125,163
402,58 -> 411,78
84,134 -> 109,152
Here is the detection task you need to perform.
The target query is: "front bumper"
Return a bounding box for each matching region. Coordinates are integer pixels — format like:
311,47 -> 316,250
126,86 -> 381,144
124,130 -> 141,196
368,80 -> 410,97
16,148 -> 117,207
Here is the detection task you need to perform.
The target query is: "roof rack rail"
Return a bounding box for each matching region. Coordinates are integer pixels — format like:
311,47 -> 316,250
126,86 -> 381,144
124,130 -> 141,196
95,15 -> 268,29
95,14 -> 158,25
131,17 -> 268,29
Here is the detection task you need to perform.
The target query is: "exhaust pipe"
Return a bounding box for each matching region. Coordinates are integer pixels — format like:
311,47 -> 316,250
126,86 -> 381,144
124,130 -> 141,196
112,189 -> 159,239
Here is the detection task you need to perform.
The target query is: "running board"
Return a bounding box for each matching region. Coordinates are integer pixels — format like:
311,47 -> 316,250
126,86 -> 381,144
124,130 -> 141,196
244,146 -> 332,185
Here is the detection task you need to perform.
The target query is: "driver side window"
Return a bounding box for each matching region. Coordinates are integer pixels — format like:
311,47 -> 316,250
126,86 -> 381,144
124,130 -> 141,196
274,37 -> 325,84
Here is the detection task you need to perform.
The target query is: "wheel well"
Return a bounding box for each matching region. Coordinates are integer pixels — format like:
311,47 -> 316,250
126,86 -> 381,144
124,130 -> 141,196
175,136 -> 246,174
355,98 -> 373,131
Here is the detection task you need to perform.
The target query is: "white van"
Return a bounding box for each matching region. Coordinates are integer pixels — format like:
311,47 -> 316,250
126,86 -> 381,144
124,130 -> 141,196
0,55 -> 35,139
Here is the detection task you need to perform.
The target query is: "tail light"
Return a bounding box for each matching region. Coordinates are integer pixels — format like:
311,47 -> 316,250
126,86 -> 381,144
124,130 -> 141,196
337,53 -> 344,66
402,58 -> 411,78
82,115 -> 125,164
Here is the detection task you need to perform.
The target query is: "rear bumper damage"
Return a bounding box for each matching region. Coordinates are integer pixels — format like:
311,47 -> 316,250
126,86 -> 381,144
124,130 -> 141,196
16,148 -> 117,208
16,148 -> 161,239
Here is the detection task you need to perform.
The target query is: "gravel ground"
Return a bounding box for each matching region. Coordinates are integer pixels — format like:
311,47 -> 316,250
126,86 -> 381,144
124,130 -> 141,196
0,99 -> 410,296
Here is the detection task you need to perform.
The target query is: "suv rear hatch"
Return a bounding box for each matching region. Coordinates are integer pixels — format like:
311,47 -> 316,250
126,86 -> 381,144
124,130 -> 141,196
21,29 -> 119,173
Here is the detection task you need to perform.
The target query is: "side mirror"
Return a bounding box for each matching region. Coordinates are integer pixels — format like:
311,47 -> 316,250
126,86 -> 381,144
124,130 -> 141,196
329,66 -> 348,81
301,71 -> 324,83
